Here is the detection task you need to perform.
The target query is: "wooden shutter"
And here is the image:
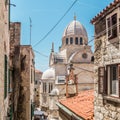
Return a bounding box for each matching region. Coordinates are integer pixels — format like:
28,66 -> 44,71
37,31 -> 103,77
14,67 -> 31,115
104,67 -> 107,95
118,64 -> 120,97
98,67 -> 106,94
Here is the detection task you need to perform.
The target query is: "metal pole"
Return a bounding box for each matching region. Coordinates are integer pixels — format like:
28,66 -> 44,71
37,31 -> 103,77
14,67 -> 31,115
29,17 -> 32,45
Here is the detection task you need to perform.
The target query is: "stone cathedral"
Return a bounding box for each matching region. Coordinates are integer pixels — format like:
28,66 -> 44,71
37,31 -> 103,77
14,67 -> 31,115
40,16 -> 94,119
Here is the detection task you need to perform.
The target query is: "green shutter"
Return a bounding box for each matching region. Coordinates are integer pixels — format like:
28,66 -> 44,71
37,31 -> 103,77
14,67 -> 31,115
4,55 -> 8,99
31,69 -> 32,83
8,69 -> 10,92
10,104 -> 13,120
31,103 -> 34,120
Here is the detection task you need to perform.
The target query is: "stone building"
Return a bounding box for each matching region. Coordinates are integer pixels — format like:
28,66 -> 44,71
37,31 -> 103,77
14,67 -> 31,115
34,69 -> 43,108
0,0 -> 10,119
9,22 -> 21,119
18,45 -> 35,120
9,23 -> 36,120
91,0 -> 120,119
41,16 -> 94,119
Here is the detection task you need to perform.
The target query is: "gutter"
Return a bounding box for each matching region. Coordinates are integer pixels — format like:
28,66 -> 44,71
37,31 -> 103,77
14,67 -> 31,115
56,102 -> 83,120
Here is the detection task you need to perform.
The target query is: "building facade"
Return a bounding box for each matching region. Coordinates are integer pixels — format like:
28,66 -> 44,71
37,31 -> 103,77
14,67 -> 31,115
91,0 -> 120,119
41,17 -> 94,119
34,70 -> 42,108
9,23 -> 36,120
0,0 -> 10,119
9,22 -> 21,119
18,45 -> 35,120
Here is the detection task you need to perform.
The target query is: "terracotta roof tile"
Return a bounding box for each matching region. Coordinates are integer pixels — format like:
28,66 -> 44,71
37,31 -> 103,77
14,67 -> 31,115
59,90 -> 94,120
91,0 -> 120,24
35,69 -> 43,73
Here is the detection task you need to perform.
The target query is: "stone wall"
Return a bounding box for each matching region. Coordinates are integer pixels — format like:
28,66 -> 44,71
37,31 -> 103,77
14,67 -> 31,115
0,0 -> 9,119
10,22 -> 21,119
34,70 -> 42,108
94,33 -> 120,120
18,46 -> 35,120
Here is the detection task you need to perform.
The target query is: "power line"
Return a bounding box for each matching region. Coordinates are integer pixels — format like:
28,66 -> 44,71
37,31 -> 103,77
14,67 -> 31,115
33,0 -> 78,48
74,66 -> 94,73
33,49 -> 48,58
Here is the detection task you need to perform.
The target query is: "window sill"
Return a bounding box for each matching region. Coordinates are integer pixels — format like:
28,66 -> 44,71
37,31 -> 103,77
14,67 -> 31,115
103,96 -> 120,104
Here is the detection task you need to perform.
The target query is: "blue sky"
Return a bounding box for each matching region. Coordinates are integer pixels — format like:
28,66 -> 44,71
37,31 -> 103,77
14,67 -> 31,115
11,0 -> 113,72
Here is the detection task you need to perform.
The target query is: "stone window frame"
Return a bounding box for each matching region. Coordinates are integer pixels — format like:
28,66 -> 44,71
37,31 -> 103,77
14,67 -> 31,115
106,9 -> 119,40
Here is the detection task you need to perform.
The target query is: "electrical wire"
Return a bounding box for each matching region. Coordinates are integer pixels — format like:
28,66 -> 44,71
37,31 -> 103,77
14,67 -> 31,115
74,66 -> 94,73
33,49 -> 48,58
33,0 -> 78,48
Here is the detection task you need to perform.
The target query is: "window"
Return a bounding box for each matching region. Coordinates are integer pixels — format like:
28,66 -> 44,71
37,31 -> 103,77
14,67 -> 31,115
31,69 -> 32,83
31,69 -> 35,83
109,65 -> 118,96
75,37 -> 78,44
107,13 -> 117,39
80,37 -> 83,45
4,55 -> 8,99
66,38 -> 69,45
49,83 -> 53,93
43,82 -> 47,93
9,69 -> 13,93
57,76 -> 65,84
70,37 -> 73,44
55,58 -> 63,63
98,64 -> 120,97
82,53 -> 88,59
35,80 -> 37,84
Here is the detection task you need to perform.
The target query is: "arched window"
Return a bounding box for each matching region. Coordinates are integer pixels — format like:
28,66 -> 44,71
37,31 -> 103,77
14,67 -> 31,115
75,37 -> 78,44
80,37 -> 83,45
43,82 -> 47,93
70,37 -> 73,44
49,83 -> 53,93
66,38 -> 69,45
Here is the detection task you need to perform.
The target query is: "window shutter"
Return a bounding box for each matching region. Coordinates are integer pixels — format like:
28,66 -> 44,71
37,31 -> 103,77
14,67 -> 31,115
31,103 -> 34,120
31,69 -> 32,83
104,67 -> 107,95
118,64 -> 120,97
98,67 -> 107,94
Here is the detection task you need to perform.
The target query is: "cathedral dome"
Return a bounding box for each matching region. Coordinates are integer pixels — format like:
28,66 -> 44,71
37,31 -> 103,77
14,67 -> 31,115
63,20 -> 87,38
42,68 -> 55,79
61,17 -> 88,46
50,88 -> 59,96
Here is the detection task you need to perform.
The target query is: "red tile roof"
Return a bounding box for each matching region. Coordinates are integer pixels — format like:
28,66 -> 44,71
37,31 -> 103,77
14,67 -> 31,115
91,0 -> 120,24
59,90 -> 94,120
35,69 -> 43,73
